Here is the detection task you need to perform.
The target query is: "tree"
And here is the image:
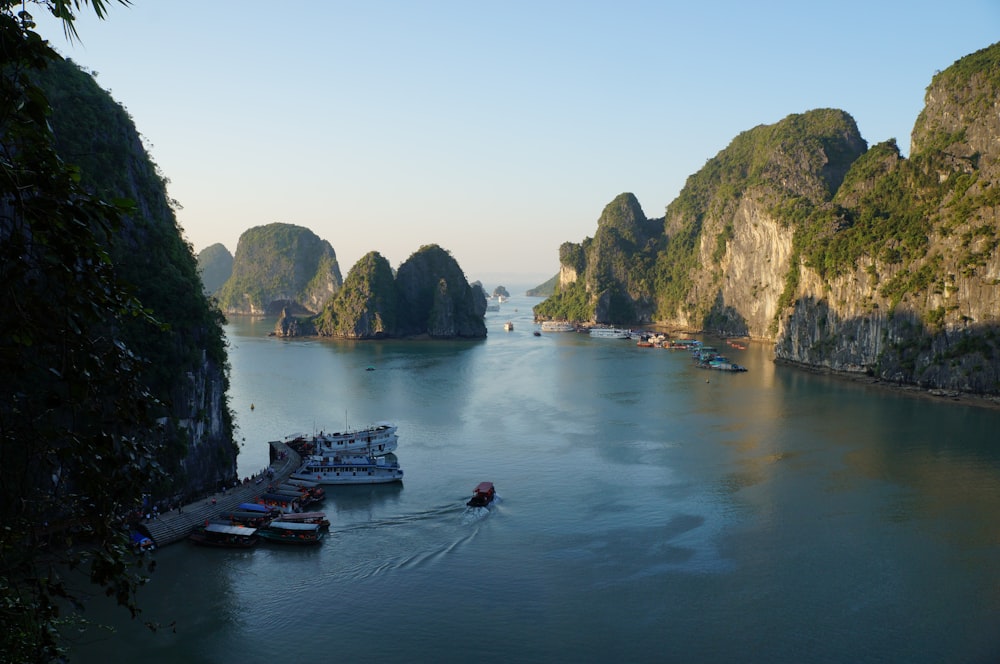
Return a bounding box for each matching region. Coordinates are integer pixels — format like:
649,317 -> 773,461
0,2 -> 163,661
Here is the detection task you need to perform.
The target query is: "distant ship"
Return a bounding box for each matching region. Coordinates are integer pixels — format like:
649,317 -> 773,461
540,321 -> 575,332
588,327 -> 631,339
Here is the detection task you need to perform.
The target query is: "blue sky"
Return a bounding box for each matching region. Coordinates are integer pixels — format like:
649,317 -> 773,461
33,1 -> 1000,288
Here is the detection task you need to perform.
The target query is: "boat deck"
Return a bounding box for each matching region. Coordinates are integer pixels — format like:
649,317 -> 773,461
140,440 -> 301,548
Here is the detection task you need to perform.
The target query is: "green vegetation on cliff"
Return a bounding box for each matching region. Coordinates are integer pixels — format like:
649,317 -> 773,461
660,109 -> 867,319
535,194 -> 661,324
314,251 -> 398,337
535,113 -> 868,326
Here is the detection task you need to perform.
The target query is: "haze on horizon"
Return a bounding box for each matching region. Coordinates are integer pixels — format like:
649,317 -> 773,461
35,0 -> 1000,286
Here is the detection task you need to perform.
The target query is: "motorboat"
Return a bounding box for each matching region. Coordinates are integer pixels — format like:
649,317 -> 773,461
258,521 -> 325,545
274,511 -> 331,529
188,522 -> 259,548
467,481 -> 496,508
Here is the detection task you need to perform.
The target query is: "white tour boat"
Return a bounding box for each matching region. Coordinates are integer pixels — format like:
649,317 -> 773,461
589,327 -> 632,339
290,453 -> 404,485
539,321 -> 576,332
278,422 -> 398,456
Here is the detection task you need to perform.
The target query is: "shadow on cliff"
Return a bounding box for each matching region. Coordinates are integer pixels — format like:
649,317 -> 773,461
702,290 -> 749,337
776,295 -> 1000,395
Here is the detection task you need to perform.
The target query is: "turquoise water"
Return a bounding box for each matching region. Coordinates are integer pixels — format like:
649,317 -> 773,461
68,296 -> 1000,663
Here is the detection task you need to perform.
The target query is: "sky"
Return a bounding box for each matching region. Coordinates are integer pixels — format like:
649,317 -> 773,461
31,1 -> 1000,289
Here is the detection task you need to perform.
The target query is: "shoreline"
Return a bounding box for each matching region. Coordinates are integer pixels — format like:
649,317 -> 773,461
773,358 -> 1000,411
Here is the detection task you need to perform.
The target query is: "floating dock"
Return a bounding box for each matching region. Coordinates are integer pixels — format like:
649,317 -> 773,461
140,440 -> 300,547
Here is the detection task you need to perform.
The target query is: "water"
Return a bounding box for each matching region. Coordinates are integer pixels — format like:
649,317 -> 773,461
67,296 -> 1000,663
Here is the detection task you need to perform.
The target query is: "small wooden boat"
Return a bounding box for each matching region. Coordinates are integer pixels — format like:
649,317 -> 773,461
276,482 -> 326,505
189,522 -> 259,548
258,521 -> 325,545
467,481 -> 496,508
257,492 -> 303,514
274,511 -> 331,529
238,502 -> 279,516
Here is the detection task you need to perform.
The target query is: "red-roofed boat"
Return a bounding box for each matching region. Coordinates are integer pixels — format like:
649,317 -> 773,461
467,481 -> 496,508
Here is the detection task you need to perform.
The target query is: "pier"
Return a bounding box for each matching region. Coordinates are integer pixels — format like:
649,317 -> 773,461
140,440 -> 300,547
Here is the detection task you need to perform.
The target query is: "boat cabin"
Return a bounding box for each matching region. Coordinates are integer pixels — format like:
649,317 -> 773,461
260,521 -> 325,544
467,481 -> 496,507
257,492 -> 302,514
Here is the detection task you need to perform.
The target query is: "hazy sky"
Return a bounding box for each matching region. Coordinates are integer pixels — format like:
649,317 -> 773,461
33,1 -> 1000,287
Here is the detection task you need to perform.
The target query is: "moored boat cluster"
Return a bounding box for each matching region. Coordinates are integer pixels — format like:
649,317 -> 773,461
284,422 -> 405,486
188,479 -> 331,547
634,335 -> 748,371
185,423 -> 405,550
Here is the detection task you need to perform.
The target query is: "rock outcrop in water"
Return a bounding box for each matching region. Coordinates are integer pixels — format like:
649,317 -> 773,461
312,251 -> 398,338
394,245 -> 488,338
534,42 -> 1000,396
197,243 -> 234,295
280,245 -> 487,339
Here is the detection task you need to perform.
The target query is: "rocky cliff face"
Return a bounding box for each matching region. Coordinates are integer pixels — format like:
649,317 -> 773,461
217,223 -> 343,315
39,58 -> 238,496
537,43 -> 1000,395
774,44 -> 1000,391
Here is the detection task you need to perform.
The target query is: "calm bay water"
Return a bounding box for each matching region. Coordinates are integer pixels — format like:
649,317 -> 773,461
69,296 -> 1000,663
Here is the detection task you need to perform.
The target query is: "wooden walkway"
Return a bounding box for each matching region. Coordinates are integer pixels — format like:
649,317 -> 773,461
141,440 -> 300,547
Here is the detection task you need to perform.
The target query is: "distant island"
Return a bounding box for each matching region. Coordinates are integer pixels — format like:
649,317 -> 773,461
196,242 -> 233,295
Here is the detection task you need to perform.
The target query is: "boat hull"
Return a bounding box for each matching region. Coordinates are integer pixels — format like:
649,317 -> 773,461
289,467 -> 404,485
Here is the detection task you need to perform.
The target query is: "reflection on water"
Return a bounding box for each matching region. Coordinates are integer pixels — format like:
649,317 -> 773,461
67,299 -> 1000,663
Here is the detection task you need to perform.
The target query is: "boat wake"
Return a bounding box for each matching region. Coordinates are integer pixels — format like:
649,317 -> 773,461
395,530 -> 478,570
327,499 -> 500,580
337,503 -> 460,532
461,495 -> 500,525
